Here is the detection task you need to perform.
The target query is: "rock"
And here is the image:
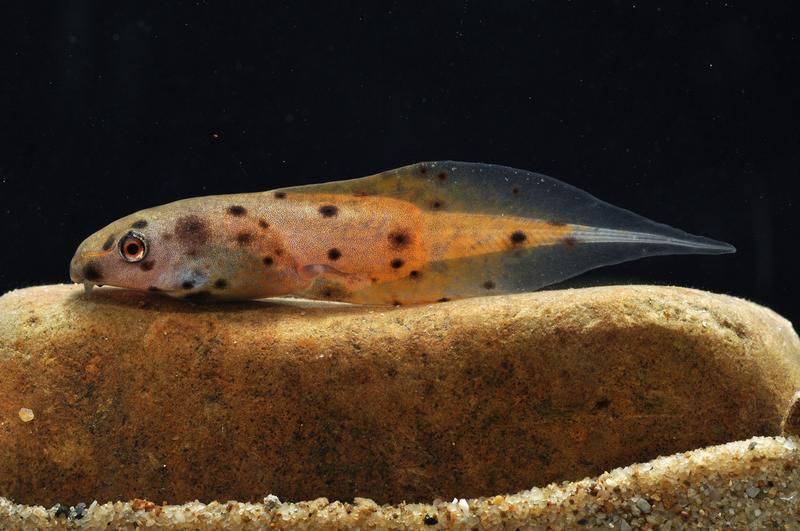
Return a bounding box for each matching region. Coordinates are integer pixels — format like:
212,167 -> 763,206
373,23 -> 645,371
2,436 -> 800,528
0,284 -> 798,507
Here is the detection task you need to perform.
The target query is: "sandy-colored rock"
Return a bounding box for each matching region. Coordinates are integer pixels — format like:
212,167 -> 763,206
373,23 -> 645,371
0,284 -> 798,507
2,436 -> 800,529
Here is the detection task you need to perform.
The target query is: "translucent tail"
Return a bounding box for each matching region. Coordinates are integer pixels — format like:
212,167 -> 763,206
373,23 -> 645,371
279,161 -> 734,304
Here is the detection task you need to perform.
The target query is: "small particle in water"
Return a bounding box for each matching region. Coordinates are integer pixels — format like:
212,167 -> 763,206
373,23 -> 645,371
457,498 -> 469,512
635,497 -> 651,513
18,407 -> 34,422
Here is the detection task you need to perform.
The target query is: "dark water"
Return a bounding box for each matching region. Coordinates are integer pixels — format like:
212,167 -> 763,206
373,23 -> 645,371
1,3 -> 797,323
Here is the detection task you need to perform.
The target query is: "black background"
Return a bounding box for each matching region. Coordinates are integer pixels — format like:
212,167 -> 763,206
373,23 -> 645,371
2,2 -> 798,324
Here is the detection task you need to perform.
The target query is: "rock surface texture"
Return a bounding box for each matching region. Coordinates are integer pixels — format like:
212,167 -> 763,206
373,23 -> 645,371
3,436 -> 799,529
0,284 -> 798,511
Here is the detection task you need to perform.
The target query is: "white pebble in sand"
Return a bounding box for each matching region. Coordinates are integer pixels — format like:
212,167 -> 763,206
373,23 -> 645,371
17,408 -> 34,422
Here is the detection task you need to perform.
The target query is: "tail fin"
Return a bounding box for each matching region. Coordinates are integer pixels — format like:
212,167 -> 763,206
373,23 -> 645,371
280,161 -> 734,304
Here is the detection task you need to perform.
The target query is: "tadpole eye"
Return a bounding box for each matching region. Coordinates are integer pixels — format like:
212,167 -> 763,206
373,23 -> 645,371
119,231 -> 148,262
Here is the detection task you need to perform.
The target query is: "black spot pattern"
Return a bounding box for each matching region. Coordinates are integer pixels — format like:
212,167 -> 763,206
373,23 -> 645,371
214,279 -> 228,289
227,205 -> 247,216
175,215 -> 210,245
437,171 -> 447,181
563,236 -> 578,248
319,205 -> 338,217
327,248 -> 341,261
409,270 -> 421,279
390,258 -> 404,269
388,230 -> 411,249
483,280 -> 496,289
274,191 -> 286,199
102,234 -> 115,251
140,260 -> 155,271
263,256 -> 274,266
131,219 -> 148,229
83,263 -> 102,281
182,280 -> 194,289
236,232 -> 253,245
510,230 -> 527,244
258,219 -> 269,229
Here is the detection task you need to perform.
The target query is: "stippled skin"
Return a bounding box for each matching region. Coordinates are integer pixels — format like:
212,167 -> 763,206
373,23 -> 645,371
70,161 -> 734,304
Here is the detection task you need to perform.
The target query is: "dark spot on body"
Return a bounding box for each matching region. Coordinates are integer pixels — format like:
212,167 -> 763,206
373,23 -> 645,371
437,171 -> 447,181
431,199 -> 444,209
319,204 -> 338,217
318,284 -> 349,300
388,230 -> 411,249
274,248 -> 284,256
274,191 -> 286,199
162,233 -> 173,241
510,230 -> 527,244
263,256 -> 274,266
548,219 -> 567,227
148,286 -> 161,292
183,291 -> 212,302
327,248 -> 341,261
227,205 -> 247,216
140,260 -> 155,271
594,398 -> 611,409
393,300 -> 402,306
390,258 -> 404,269
258,218 -> 269,229
371,277 -> 378,283
563,236 -> 578,248
214,279 -> 227,289
236,231 -> 253,245
423,515 -> 438,525
175,215 -> 210,245
182,280 -> 194,289
83,263 -> 102,281
419,166 -> 428,175
186,249 -> 198,257
131,219 -> 148,229
102,234 -> 116,251
437,297 -> 450,303
511,186 -> 520,195
409,270 -> 421,279
483,280 -> 496,289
